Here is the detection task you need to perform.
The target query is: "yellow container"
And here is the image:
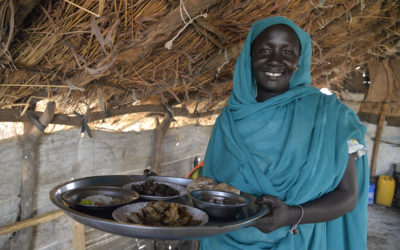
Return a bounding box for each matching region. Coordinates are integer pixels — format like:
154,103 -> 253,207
375,175 -> 396,207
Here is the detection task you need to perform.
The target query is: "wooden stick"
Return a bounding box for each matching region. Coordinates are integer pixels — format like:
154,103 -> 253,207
370,59 -> 394,182
0,210 -> 64,236
2,84 -> 70,88
71,220 -> 86,250
63,0 -> 100,17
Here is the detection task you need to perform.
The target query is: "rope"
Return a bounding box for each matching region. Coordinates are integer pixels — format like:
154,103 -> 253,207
165,0 -> 207,50
66,79 -> 85,97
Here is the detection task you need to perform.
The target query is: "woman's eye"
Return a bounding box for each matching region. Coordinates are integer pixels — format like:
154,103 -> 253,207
283,50 -> 293,54
261,48 -> 270,53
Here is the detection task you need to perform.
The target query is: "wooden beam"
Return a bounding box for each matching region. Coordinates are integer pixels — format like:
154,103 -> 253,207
370,59 -> 394,182
0,210 -> 64,236
0,105 -> 221,125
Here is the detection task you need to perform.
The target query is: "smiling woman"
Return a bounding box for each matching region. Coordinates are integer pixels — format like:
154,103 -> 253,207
200,16 -> 369,250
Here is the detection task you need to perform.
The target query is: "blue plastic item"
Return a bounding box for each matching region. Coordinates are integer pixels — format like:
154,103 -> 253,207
368,183 -> 375,205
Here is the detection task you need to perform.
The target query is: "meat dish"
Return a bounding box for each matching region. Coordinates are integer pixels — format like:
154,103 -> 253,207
130,180 -> 179,197
127,200 -> 202,226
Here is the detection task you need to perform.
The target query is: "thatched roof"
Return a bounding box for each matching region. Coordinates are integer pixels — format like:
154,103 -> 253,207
0,0 -> 399,130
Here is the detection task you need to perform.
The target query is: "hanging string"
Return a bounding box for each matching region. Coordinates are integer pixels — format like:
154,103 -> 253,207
66,79 -> 85,97
216,49 -> 229,75
165,0 -> 207,50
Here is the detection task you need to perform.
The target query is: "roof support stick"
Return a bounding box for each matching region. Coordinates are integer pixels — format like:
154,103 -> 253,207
370,59 -> 393,182
4,102 -> 55,250
150,111 -> 173,175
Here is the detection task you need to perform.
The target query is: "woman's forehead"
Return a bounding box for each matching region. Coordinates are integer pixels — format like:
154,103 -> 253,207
252,24 -> 300,48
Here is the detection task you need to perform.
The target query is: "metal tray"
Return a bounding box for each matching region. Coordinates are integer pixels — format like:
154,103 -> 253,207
49,175 -> 268,240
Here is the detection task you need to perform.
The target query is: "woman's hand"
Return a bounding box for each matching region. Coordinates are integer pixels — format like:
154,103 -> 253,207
251,154 -> 358,234
252,194 -> 301,234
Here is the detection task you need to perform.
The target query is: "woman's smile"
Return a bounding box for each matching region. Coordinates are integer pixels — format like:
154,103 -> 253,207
265,71 -> 283,77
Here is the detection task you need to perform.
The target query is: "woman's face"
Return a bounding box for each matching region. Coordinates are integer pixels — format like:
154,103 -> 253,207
251,24 -> 300,101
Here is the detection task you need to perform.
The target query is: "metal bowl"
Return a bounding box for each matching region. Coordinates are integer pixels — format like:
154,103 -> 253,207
112,202 -> 209,226
122,180 -> 187,201
61,186 -> 139,212
189,190 -> 249,219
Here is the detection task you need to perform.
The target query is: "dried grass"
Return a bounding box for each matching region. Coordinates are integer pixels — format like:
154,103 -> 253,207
0,0 -> 399,121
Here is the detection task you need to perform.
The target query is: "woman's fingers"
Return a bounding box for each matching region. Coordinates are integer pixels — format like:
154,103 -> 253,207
256,195 -> 281,208
251,218 -> 270,233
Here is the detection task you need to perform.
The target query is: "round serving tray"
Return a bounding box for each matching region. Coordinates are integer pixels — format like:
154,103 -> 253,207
49,175 -> 268,240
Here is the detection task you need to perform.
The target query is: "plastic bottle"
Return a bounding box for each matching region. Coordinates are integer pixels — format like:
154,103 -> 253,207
375,175 -> 396,207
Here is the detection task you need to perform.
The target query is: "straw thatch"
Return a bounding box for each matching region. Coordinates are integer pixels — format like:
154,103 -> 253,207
0,0 -> 399,129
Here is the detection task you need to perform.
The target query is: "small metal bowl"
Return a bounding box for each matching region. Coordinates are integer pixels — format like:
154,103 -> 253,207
189,190 -> 249,219
122,180 -> 187,201
61,186 -> 139,212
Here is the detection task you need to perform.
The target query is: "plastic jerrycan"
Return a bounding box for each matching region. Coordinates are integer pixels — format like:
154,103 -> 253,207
376,175 -> 396,207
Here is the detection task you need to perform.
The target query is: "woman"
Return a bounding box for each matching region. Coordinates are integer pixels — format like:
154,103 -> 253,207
201,17 -> 368,249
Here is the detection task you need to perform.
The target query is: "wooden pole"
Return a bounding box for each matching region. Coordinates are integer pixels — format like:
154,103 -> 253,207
370,59 -> 394,182
0,210 -> 64,236
71,220 -> 86,250
5,102 -> 55,250
150,113 -> 173,174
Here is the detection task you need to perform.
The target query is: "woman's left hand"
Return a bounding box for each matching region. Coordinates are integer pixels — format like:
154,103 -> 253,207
252,194 -> 300,234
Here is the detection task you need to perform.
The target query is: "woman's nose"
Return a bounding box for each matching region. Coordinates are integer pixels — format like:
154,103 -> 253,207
267,51 -> 283,65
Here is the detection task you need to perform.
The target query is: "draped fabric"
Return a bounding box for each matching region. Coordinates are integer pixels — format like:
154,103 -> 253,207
201,17 -> 368,250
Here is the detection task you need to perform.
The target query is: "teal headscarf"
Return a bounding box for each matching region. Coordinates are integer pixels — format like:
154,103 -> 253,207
201,17 -> 368,250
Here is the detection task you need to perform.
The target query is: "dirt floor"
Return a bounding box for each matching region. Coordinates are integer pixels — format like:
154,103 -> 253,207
367,204 -> 400,250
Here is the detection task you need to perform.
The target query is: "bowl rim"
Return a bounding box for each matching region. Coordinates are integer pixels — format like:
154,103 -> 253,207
189,189 -> 249,208
61,185 -> 140,208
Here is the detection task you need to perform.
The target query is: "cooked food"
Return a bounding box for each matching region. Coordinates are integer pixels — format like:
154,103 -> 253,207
214,183 -> 240,195
79,194 -> 122,206
187,177 -> 217,192
203,196 -> 242,205
187,177 -> 240,195
130,180 -> 179,197
127,200 -> 201,226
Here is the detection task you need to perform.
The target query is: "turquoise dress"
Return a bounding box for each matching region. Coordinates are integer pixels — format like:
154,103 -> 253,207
201,17 -> 368,250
